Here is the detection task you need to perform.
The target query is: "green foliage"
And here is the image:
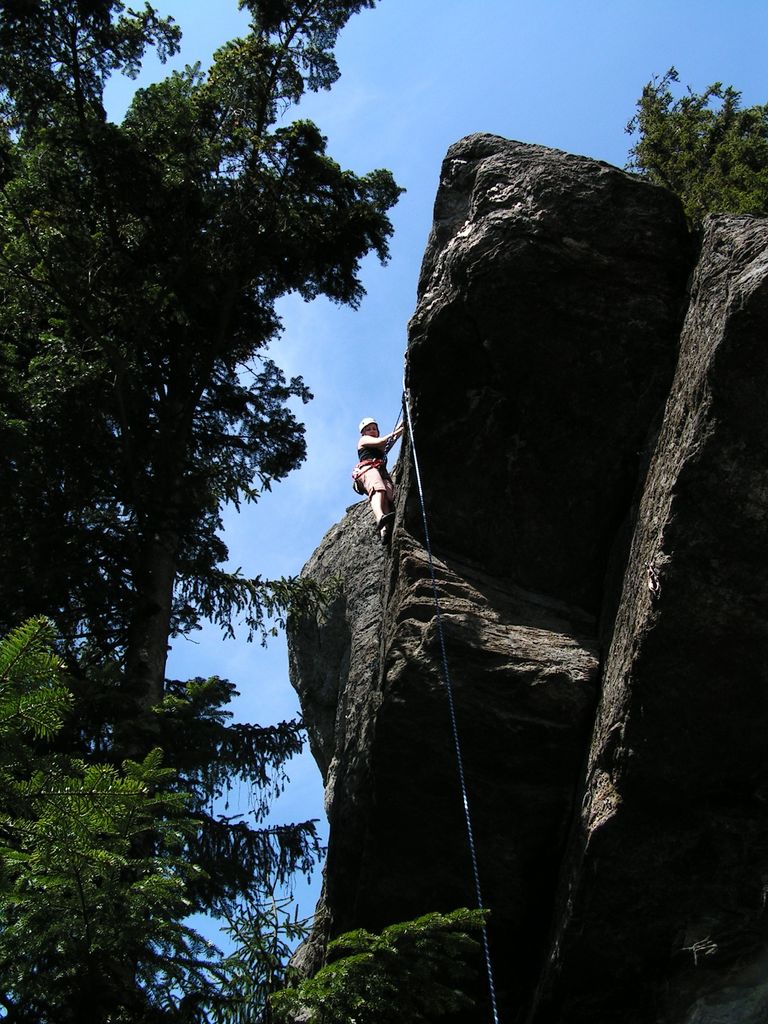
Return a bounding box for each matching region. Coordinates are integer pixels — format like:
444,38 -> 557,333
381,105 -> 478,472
0,616 -> 70,742
0,0 -> 181,128
0,620 -> 223,1023
271,909 -> 488,1024
626,67 -> 768,227
183,571 -> 338,646
155,676 -> 323,912
0,756 -> 220,1022
204,882 -> 312,1024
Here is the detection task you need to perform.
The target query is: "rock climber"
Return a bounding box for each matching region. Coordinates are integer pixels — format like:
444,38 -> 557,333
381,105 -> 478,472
353,416 -> 404,544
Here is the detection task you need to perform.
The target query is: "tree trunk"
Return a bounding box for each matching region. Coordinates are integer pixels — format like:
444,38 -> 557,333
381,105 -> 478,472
118,527 -> 179,757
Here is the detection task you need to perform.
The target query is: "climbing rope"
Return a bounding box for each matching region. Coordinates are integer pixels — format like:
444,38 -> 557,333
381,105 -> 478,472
401,388 -> 501,1024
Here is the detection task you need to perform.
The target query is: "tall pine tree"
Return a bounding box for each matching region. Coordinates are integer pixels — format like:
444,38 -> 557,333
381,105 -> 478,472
0,1 -> 401,1017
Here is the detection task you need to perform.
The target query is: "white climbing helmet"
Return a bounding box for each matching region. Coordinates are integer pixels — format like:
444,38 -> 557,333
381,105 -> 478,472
359,417 -> 378,434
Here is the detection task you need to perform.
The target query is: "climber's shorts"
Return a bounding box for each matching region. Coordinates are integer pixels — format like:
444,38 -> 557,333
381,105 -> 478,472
361,466 -> 394,503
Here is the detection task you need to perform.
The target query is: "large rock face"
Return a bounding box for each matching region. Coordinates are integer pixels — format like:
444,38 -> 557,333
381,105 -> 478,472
530,214 -> 768,1024
406,135 -> 692,614
287,135 -> 768,1022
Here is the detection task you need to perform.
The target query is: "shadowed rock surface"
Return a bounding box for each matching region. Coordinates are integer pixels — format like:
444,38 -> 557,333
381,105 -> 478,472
287,135 -> 768,1022
529,213 -> 768,1024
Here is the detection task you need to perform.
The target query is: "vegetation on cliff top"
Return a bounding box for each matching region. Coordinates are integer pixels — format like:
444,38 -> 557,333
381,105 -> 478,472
626,66 -> 768,227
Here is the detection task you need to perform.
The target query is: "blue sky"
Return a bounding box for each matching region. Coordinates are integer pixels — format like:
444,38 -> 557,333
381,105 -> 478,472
107,0 -> 768,926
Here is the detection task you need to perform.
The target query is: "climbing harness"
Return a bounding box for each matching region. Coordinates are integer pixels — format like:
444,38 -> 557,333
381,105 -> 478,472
351,457 -> 383,494
351,408 -> 404,495
402,387 -> 502,1024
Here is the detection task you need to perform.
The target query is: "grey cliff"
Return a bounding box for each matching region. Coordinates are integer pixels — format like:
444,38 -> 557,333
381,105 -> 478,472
287,134 -> 768,1023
